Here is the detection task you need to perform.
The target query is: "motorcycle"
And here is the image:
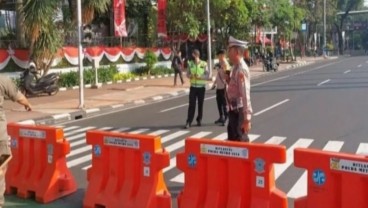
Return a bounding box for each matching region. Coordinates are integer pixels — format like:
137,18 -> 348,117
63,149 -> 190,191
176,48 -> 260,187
19,68 -> 60,97
262,54 -> 279,72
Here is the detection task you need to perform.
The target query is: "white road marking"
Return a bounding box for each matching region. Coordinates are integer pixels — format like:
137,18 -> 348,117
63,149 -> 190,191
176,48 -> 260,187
317,79 -> 330,86
264,136 -> 286,145
213,133 -> 260,142
287,140 -> 343,199
63,126 -> 79,131
129,128 -> 150,134
161,130 -> 190,143
252,76 -> 290,87
357,64 -> 362,68
64,126 -> 95,137
344,70 -> 351,74
160,96 -> 216,113
254,99 -> 290,116
356,143 -> 368,155
275,138 -> 314,179
148,129 -> 170,136
165,131 -> 212,174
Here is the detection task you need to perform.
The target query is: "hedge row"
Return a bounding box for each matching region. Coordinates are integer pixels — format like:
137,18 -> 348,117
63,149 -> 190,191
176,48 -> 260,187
57,65 -> 172,88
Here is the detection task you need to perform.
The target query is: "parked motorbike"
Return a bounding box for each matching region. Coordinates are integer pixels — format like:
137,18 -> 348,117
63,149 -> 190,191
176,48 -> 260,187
19,67 -> 60,97
262,54 -> 279,72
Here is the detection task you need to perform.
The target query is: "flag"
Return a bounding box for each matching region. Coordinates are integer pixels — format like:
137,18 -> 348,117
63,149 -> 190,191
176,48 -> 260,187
114,0 -> 127,37
157,0 -> 167,38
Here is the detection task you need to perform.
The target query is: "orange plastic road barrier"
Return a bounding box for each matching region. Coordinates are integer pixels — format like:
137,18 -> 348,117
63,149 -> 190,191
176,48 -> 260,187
6,123 -> 77,203
83,130 -> 171,208
177,138 -> 287,208
294,148 -> 368,208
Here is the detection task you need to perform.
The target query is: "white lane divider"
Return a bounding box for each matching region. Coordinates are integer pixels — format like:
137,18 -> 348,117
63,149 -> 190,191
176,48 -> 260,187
287,140 -> 344,199
317,79 -> 330,86
254,99 -> 290,116
344,70 -> 351,74
357,64 -> 362,68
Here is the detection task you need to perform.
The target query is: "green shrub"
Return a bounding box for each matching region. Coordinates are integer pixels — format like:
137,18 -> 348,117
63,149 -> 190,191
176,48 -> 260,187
113,72 -> 137,82
98,64 -> 119,83
150,66 -> 172,75
133,66 -> 149,76
144,50 -> 158,75
58,71 -> 79,87
84,68 -> 95,84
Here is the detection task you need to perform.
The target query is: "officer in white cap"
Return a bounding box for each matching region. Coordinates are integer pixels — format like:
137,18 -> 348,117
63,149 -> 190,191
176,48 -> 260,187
226,36 -> 253,142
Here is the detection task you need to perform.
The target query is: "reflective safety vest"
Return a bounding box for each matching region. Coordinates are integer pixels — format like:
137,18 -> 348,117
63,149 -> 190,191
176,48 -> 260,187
189,60 -> 207,87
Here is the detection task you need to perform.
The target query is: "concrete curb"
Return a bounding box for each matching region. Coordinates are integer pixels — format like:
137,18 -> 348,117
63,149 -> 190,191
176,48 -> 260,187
16,60 -> 320,125
17,87 -> 192,125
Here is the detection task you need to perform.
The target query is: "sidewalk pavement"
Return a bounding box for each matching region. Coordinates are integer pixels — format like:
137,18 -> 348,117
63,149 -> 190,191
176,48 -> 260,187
5,56 -> 331,125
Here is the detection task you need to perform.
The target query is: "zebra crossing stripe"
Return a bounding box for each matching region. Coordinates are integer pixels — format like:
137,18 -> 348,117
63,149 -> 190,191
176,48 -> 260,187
275,138 -> 314,180
62,126 -> 78,131
129,128 -> 150,134
148,130 -> 170,136
213,133 -> 227,140
64,126 -> 95,137
287,140 -> 344,199
265,136 -> 286,145
111,127 -> 131,133
164,131 -> 212,175
161,131 -> 190,143
356,143 -> 368,155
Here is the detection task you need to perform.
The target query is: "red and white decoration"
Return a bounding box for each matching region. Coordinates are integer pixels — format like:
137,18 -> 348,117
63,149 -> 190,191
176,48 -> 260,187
0,46 -> 172,70
114,0 -> 128,37
157,0 -> 167,38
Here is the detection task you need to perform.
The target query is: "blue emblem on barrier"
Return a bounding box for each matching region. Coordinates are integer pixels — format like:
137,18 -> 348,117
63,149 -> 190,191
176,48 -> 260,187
93,145 -> 101,157
143,152 -> 151,165
254,158 -> 265,174
10,139 -> 17,148
188,154 -> 197,168
313,169 -> 326,186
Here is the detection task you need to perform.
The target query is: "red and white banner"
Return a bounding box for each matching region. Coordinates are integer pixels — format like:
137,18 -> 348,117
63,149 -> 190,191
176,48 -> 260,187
114,0 -> 128,37
157,0 -> 167,38
0,47 -> 173,70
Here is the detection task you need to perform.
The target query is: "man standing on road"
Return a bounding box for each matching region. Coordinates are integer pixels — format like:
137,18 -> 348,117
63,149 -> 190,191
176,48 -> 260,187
212,49 -> 230,126
172,50 -> 184,86
226,36 -> 253,142
184,49 -> 209,129
0,75 -> 32,207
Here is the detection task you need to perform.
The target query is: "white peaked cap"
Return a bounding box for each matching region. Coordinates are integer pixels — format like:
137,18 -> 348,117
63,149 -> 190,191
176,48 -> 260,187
228,36 -> 248,49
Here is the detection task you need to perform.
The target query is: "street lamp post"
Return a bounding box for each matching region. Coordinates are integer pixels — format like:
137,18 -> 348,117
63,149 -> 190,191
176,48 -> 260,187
323,0 -> 327,57
206,0 -> 212,78
77,0 -> 84,108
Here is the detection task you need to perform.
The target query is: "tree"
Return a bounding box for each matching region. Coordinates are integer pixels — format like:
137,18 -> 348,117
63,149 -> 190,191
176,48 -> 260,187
23,0 -> 62,75
15,0 -> 26,48
333,0 -> 364,54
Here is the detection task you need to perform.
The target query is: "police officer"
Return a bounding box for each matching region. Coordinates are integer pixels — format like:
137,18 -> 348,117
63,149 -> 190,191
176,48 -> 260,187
226,36 -> 253,142
184,49 -> 209,129
0,75 -> 32,207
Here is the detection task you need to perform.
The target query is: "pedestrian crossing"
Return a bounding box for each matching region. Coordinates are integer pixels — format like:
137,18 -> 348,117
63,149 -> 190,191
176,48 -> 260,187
58,125 -> 368,199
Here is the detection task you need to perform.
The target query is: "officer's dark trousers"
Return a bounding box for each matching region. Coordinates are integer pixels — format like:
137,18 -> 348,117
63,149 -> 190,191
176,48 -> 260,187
227,107 -> 250,142
186,86 -> 205,124
216,89 -> 227,119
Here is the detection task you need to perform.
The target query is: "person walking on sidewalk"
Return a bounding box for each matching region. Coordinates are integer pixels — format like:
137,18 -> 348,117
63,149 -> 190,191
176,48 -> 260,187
212,49 -> 230,126
226,36 -> 253,142
184,49 -> 209,129
172,51 -> 184,86
0,75 -> 32,207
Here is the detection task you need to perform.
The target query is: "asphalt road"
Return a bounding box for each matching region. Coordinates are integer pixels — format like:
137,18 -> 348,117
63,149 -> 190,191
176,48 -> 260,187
11,56 -> 368,207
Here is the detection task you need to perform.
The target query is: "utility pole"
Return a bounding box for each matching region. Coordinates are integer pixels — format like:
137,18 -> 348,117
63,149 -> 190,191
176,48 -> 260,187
77,0 -> 84,108
206,0 -> 212,78
323,0 -> 327,57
